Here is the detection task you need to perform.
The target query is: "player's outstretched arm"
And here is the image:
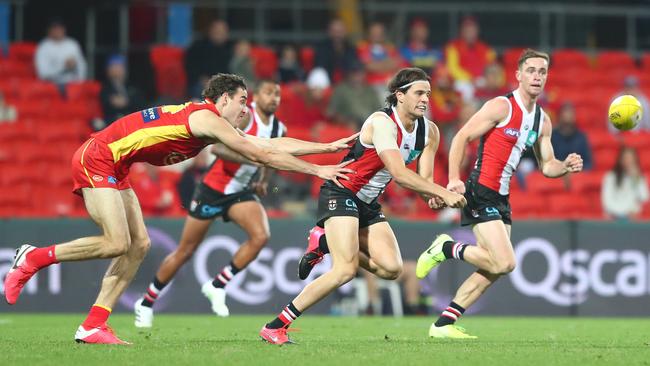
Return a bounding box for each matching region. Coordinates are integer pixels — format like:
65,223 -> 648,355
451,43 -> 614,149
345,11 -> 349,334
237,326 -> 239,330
370,115 -> 466,208
447,97 -> 508,194
211,143 -> 261,166
190,110 -> 353,187
533,113 -> 583,178
244,133 -> 359,156
416,121 -> 446,209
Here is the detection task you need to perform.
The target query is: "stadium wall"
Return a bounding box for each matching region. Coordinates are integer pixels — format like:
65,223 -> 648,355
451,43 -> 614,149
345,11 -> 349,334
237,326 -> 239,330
1,219 -> 649,316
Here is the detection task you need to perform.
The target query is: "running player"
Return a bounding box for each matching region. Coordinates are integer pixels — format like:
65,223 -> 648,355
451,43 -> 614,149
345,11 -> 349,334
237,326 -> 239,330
259,68 -> 467,345
3,73 -> 356,345
134,79 -> 286,327
416,49 -> 583,338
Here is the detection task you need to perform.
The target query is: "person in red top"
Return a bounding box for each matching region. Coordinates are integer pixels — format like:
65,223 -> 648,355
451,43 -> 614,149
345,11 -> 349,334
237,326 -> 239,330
416,49 -> 583,338
258,68 -> 466,345
132,79 -> 289,327
357,21 -> 403,87
3,73 -> 356,345
445,16 -> 496,100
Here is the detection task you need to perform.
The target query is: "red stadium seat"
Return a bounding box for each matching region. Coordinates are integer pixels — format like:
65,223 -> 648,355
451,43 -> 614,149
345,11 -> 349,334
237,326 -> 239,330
17,80 -> 62,101
588,130 -> 620,151
8,42 -> 37,64
150,45 -> 187,100
593,149 -> 618,171
502,47 -> 527,70
66,81 -> 101,101
250,46 -> 278,79
621,132 -> 650,151
639,149 -> 650,172
509,190 -> 544,218
641,53 -> 650,72
300,46 -> 315,72
552,49 -> 591,70
595,51 -> 636,72
526,171 -> 568,194
0,59 -> 34,80
569,171 -> 604,194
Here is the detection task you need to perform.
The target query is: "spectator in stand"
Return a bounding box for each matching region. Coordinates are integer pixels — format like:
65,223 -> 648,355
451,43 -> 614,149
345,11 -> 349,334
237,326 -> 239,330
400,18 -> 442,75
444,16 -> 496,101
229,39 -> 256,85
98,54 -> 144,129
429,65 -> 462,125
357,21 -> 403,91
177,151 -> 209,210
601,146 -> 649,220
35,18 -> 87,89
314,18 -> 359,84
289,67 -> 330,129
278,44 -> 305,83
0,92 -> 17,123
185,20 -> 233,99
608,75 -> 650,133
474,63 -> 509,103
551,102 -> 593,171
130,163 -> 176,216
327,61 -> 381,129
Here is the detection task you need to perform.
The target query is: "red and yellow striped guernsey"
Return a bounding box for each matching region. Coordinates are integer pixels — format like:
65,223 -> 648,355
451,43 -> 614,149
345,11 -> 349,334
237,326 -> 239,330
92,101 -> 218,177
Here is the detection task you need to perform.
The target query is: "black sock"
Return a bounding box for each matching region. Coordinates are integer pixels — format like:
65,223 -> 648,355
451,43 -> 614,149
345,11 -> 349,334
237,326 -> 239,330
442,241 -> 469,260
212,261 -> 242,288
141,276 -> 167,307
318,234 -> 330,254
266,302 -> 302,329
434,301 -> 465,327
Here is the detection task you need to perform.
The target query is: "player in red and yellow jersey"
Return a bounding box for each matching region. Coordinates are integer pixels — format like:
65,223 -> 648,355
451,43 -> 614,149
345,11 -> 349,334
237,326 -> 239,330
4,74 -> 356,344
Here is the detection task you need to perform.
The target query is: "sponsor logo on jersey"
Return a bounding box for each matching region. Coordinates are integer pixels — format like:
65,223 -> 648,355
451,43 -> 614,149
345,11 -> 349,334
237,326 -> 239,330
92,175 -> 103,182
141,107 -> 161,122
525,131 -> 538,147
504,128 -> 520,138
164,152 -> 189,165
406,150 -> 422,164
485,207 -> 500,217
107,176 -> 117,184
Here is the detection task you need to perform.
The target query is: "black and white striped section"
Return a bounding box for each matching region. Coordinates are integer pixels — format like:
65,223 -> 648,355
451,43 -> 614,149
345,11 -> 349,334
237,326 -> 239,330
214,265 -> 235,287
144,283 -> 161,304
441,306 -> 463,322
278,306 -> 298,325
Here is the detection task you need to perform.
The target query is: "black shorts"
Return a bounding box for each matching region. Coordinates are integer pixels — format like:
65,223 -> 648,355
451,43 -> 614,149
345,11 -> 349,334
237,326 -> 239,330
187,183 -> 259,221
316,182 -> 386,229
460,175 -> 512,226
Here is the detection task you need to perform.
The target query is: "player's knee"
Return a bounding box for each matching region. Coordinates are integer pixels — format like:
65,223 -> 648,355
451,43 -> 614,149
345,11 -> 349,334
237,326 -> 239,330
332,264 -> 358,285
103,239 -> 130,257
249,230 -> 270,250
495,260 -> 516,275
378,263 -> 402,280
131,236 -> 151,259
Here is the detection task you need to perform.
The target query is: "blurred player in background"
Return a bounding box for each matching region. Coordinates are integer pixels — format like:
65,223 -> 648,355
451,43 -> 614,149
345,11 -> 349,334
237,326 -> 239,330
259,67 -> 466,345
3,73 -> 356,345
134,79 -> 287,327
416,49 -> 583,338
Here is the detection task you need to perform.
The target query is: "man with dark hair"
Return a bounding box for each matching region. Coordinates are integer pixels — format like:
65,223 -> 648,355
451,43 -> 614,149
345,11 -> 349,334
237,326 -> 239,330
260,68 -> 466,345
416,49 -> 583,338
314,18 -> 359,83
134,79 -> 290,326
4,73 -> 357,345
185,20 -> 233,99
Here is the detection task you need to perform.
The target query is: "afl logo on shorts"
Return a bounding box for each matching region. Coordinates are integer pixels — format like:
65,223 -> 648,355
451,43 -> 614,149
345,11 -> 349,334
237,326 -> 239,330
164,152 -> 188,165
328,199 -> 337,210
92,175 -> 104,182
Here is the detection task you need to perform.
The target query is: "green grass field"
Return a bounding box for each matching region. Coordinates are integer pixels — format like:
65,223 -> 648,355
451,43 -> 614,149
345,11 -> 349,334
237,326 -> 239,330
0,314 -> 648,366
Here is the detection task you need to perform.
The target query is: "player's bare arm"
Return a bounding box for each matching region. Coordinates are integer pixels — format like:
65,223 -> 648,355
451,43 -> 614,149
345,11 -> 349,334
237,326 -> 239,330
533,113 -> 584,178
447,97 -> 510,194
211,143 -> 261,166
368,114 -> 466,208
245,133 -> 359,155
190,110 -> 353,187
416,121 -> 446,209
